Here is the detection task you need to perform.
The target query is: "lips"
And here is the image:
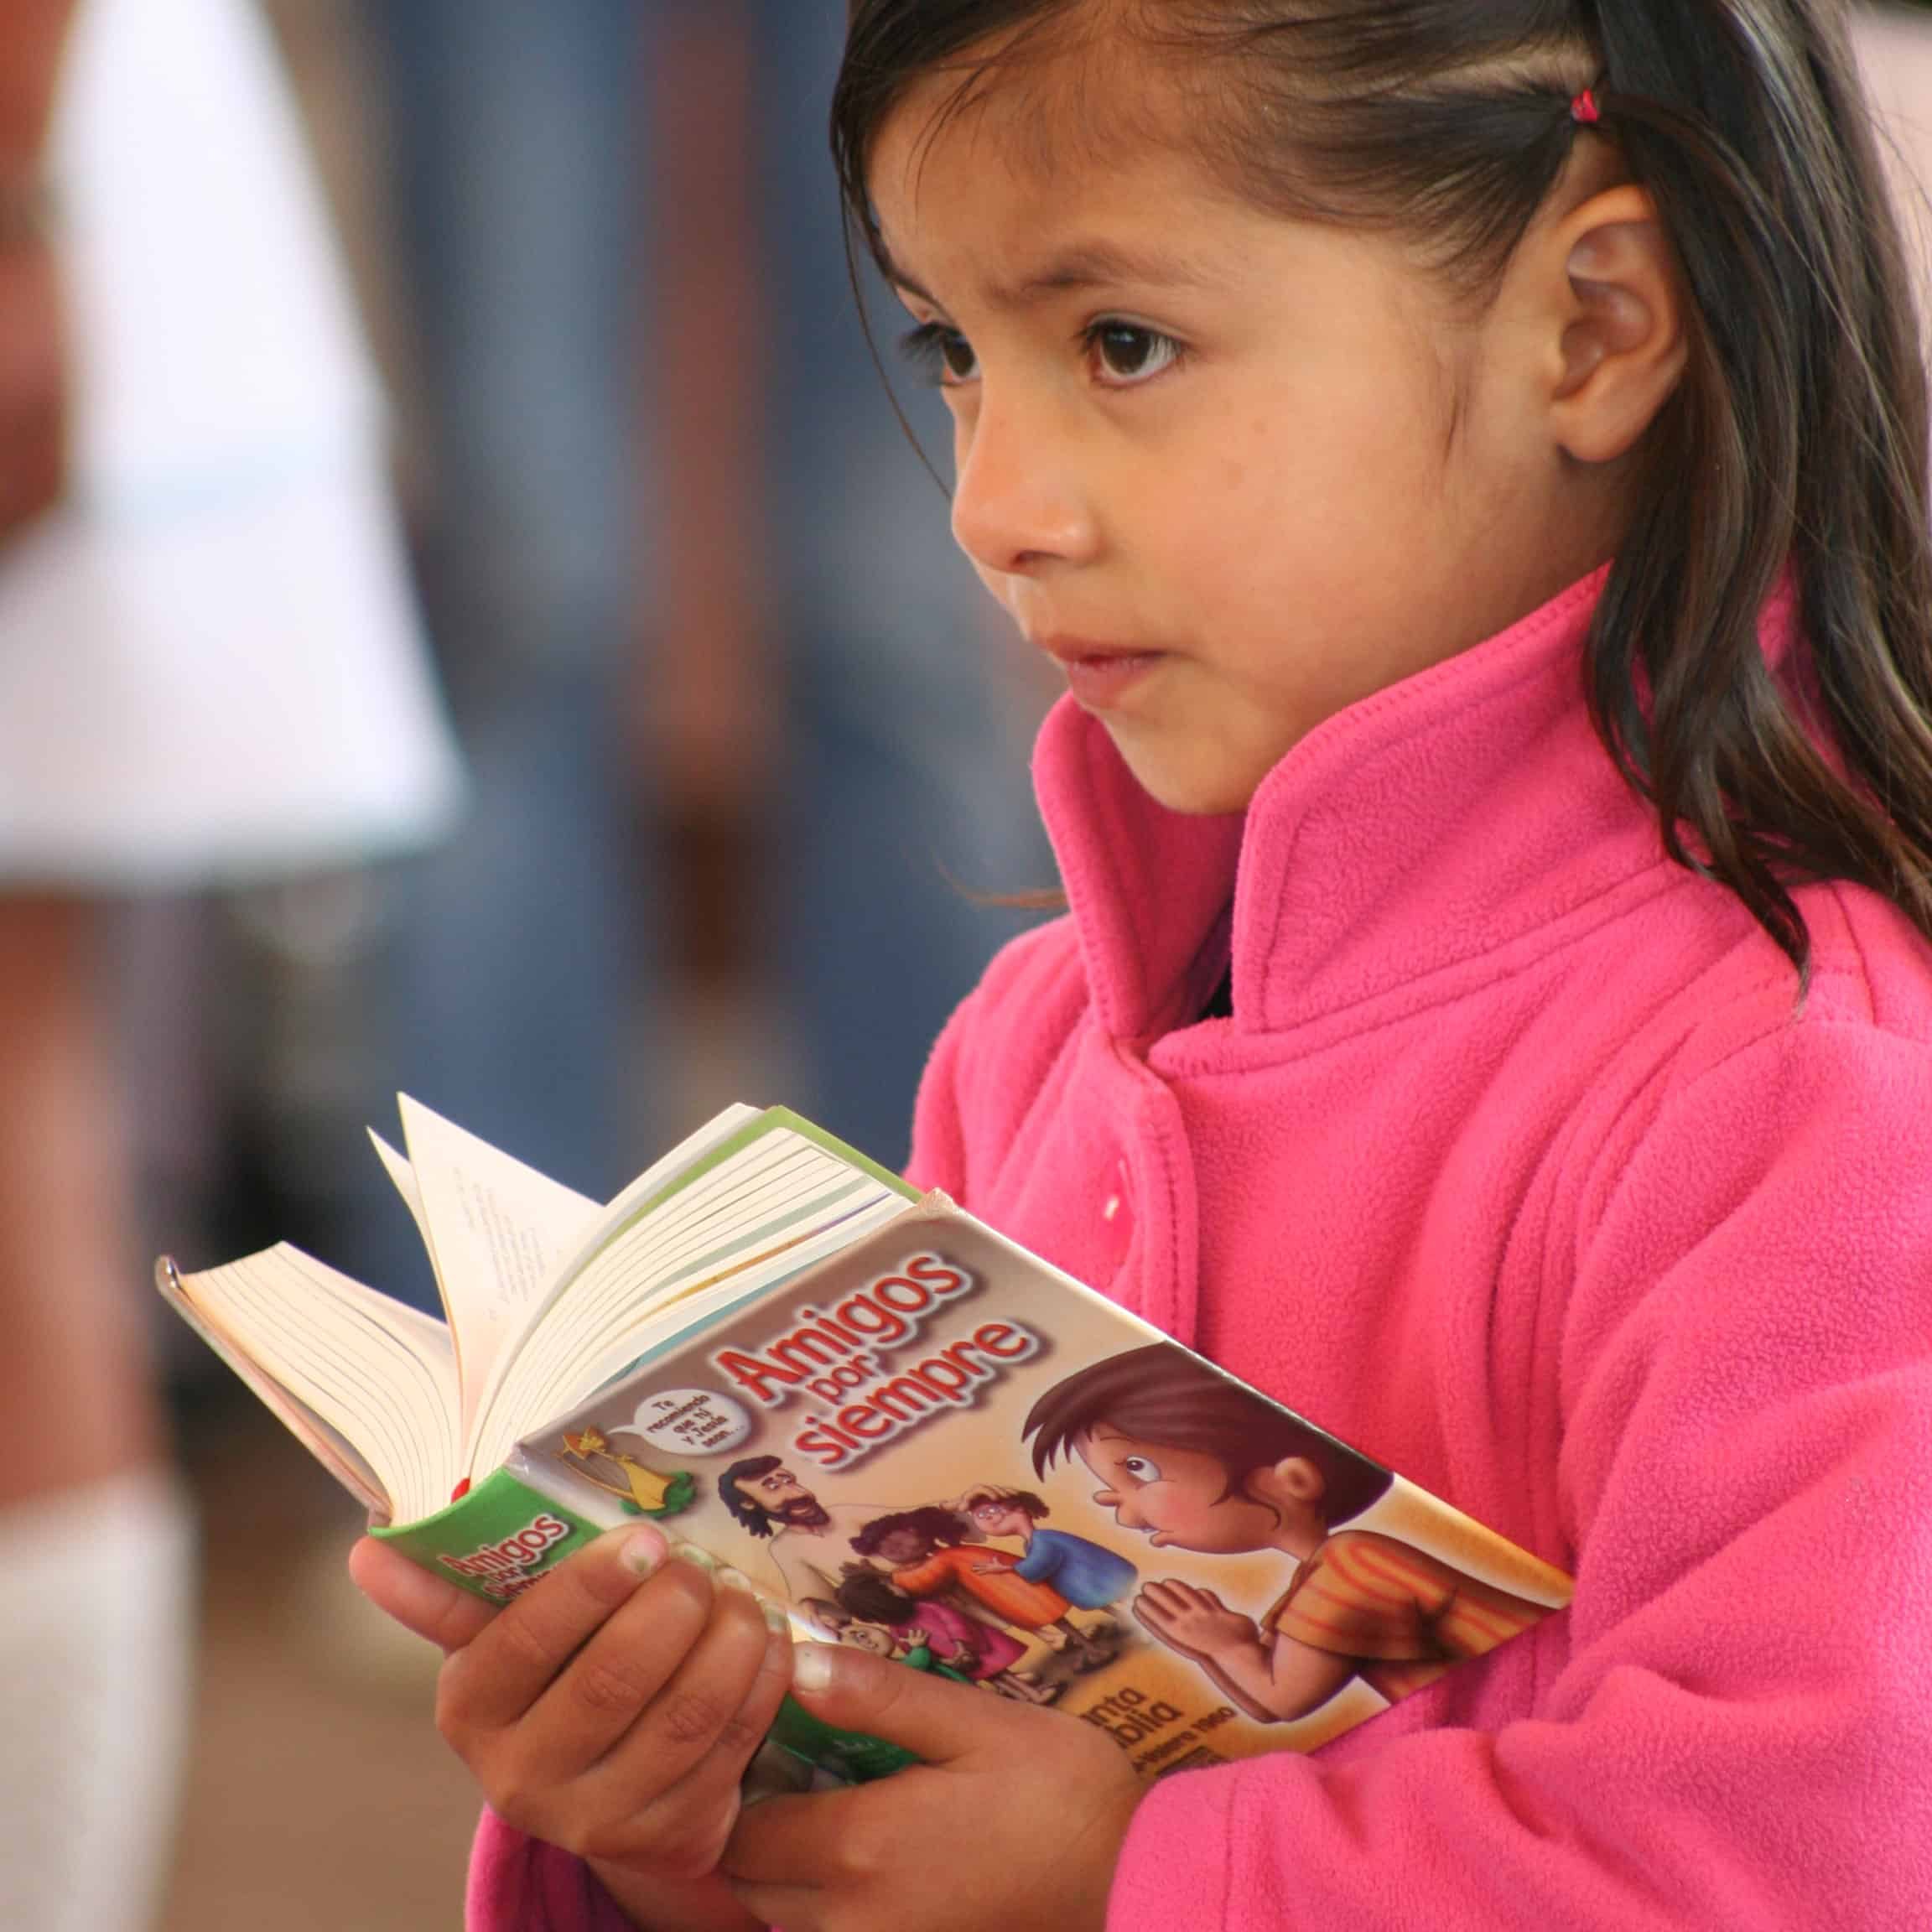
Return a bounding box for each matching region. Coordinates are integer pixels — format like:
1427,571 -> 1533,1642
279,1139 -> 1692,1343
1038,636 -> 1166,710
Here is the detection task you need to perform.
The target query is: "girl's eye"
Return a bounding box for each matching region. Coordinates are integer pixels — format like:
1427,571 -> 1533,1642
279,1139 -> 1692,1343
1121,1456 -> 1163,1483
1087,321 -> 1182,387
898,321 -> 979,387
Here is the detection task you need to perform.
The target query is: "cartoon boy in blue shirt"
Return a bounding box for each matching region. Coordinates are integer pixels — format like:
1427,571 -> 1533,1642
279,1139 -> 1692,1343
958,1483 -> 1138,1652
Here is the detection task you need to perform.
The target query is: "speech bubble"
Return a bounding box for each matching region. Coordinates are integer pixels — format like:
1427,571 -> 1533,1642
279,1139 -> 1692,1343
629,1387 -> 753,1457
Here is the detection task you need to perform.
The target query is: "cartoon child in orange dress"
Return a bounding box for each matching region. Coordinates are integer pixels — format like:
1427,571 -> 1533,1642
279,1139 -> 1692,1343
1025,1343 -> 1550,1723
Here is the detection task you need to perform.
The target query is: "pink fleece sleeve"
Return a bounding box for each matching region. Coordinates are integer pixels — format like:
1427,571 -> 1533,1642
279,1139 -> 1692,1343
1110,1019 -> 1932,1929
904,982 -> 983,1195
467,1810 -> 636,1930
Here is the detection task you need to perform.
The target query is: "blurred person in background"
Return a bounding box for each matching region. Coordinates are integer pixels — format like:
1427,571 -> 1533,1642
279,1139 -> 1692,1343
356,0 -> 1049,1234
0,0 -> 460,1925
360,0 -> 658,1228
750,0 -> 1056,1161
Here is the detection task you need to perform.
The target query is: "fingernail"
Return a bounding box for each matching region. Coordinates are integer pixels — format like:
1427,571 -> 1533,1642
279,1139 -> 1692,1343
762,1599 -> 792,1637
717,1565 -> 754,1593
621,1527 -> 667,1576
792,1644 -> 837,1693
672,1540 -> 718,1573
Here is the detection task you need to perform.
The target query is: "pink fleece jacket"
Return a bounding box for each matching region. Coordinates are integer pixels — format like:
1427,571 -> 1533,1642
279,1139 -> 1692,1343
470,569 -> 1932,1929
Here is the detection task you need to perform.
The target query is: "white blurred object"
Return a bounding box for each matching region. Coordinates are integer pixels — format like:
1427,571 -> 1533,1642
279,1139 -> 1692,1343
0,0 -> 464,888
0,1467 -> 195,1932
1855,6 -> 1932,318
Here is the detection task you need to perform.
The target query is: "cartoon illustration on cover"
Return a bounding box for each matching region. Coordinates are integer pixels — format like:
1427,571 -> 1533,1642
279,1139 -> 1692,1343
719,1455 -> 891,1601
558,1427 -> 693,1519
813,1571 -> 1056,1703
1026,1343 -> 1549,1722
955,1482 -> 1138,1648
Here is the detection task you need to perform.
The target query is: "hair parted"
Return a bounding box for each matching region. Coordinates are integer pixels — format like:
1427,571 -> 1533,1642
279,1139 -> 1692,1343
1023,1343 -> 1393,1525
833,0 -> 1932,984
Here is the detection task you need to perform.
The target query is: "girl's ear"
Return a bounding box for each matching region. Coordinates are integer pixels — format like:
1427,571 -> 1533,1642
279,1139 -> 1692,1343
1542,183 -> 1688,464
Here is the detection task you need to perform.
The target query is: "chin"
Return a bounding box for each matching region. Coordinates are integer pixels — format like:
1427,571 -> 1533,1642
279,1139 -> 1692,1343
1108,726 -> 1275,817
1119,756 -> 1262,817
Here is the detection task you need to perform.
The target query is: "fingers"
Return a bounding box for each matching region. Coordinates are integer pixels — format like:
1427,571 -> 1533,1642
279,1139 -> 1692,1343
493,1550 -> 728,1780
439,1524 -> 670,1732
724,1783 -> 877,1892
348,1535 -> 498,1654
783,1640 -> 1021,1766
580,1602 -> 799,1874
1134,1578 -> 1217,1632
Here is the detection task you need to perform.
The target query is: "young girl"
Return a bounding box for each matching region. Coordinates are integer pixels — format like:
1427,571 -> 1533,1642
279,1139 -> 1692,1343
351,3 -> 1932,1926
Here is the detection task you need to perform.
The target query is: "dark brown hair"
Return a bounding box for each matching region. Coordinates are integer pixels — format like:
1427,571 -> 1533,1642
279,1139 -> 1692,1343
849,1504 -> 973,1555
834,1567 -> 922,1624
1024,1343 -> 1393,1525
833,1 -> 1932,985
720,1454 -> 786,1538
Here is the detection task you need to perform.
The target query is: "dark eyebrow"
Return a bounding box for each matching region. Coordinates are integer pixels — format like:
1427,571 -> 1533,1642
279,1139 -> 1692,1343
885,238 -> 1225,313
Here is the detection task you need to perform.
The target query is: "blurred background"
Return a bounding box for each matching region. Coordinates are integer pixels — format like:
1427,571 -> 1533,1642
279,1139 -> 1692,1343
0,2 -> 1056,1927
3,3 -> 1931,1929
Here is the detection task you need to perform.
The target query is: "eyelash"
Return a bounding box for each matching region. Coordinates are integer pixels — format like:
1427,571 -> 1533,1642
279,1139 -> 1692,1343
896,319 -> 1185,390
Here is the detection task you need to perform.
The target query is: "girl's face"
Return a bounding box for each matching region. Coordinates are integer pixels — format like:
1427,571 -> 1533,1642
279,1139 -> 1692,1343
869,49 -> 1622,812
1077,1426 -> 1281,1555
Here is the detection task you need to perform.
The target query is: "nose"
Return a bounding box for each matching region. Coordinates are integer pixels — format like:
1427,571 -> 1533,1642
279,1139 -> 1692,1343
1094,1487 -> 1135,1524
949,386 -> 1098,578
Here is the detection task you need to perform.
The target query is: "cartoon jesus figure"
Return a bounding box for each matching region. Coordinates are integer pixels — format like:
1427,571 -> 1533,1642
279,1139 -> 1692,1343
1025,1343 -> 1551,1723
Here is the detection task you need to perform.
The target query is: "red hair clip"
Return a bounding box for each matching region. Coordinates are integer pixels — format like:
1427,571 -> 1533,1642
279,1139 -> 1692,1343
1571,86 -> 1603,127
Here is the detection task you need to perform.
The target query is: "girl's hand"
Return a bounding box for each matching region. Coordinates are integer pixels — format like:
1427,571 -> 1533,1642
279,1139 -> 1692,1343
350,1527 -> 792,1925
722,1642 -> 1141,1932
1132,1579 -> 1258,1661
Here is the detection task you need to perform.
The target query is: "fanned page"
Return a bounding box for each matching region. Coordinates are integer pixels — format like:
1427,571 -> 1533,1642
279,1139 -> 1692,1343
389,1096 -> 603,1441
155,1258 -> 392,1515
466,1110 -> 917,1476
163,1244 -> 461,1524
461,1101 -> 766,1451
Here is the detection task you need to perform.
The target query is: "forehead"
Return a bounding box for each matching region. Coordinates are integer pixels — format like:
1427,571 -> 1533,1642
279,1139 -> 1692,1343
866,30 -> 1253,309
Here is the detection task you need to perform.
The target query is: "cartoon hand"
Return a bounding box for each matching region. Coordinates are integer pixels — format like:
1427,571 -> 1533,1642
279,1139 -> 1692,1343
904,1626 -> 930,1648
970,1555 -> 1016,1575
1132,1580 -> 1259,1662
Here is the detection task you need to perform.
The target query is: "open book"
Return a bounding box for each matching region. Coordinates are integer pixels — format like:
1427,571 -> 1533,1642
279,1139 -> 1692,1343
160,1099 -> 1571,1783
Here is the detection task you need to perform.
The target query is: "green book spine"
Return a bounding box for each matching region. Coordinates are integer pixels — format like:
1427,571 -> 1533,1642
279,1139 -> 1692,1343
371,1466 -> 908,1781
371,1467 -> 606,1605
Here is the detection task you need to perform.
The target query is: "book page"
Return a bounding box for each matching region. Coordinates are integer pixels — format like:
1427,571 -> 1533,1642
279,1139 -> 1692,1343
155,1256 -> 391,1515
394,1095 -> 601,1443
164,1244 -> 461,1523
463,1101 -> 767,1450
368,1130 -> 431,1249
468,1112 -> 915,1477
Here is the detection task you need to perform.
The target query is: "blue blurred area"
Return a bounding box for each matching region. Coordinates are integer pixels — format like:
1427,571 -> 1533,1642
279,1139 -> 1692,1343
751,1 -> 1057,1161
283,0 -> 1053,1301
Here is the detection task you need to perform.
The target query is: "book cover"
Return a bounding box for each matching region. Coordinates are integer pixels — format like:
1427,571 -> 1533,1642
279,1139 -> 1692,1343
382,1201 -> 1571,1779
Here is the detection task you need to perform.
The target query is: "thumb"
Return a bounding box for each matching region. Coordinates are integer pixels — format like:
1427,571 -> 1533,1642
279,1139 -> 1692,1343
787,1641 -> 1015,1764
348,1535 -> 497,1654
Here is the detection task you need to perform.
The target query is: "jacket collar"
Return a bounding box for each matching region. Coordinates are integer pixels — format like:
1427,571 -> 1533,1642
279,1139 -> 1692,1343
1033,566 -> 1800,1041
